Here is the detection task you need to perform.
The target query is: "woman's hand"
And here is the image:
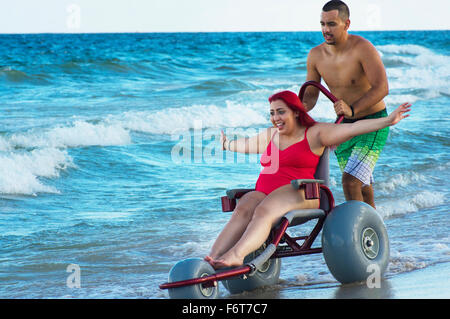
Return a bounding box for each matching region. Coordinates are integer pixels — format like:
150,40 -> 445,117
221,130 -> 227,150
387,102 -> 412,126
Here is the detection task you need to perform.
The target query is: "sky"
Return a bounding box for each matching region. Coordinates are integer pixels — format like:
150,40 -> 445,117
1,0 -> 449,34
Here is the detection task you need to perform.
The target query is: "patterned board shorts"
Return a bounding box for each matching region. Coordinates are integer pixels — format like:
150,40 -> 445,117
335,109 -> 389,186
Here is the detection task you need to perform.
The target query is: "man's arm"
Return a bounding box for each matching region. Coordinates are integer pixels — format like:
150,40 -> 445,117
352,40 -> 389,116
302,49 -> 321,111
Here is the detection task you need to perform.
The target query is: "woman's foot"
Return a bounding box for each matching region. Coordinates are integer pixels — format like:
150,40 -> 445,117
210,251 -> 244,269
204,255 -> 214,266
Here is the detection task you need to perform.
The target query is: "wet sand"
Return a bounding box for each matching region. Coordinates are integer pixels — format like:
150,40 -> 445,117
228,262 -> 450,299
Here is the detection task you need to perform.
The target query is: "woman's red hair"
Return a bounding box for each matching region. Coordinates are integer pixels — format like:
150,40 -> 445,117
268,90 -> 316,128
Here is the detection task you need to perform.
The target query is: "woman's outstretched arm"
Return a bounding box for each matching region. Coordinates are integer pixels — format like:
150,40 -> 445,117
221,127 -> 273,154
315,102 -> 411,148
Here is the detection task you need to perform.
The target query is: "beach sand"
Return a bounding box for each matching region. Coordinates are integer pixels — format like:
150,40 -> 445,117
227,262 -> 450,299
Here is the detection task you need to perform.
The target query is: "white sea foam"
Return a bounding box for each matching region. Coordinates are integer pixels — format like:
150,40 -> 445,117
165,239 -> 215,258
377,44 -> 450,101
378,172 -> 427,194
388,252 -> 427,275
384,93 -> 421,105
378,44 -> 432,56
377,190 -> 445,218
411,191 -> 445,209
0,148 -> 74,195
0,136 -> 12,151
433,243 -> 450,253
0,119 -> 131,195
8,120 -> 131,149
113,101 -> 268,135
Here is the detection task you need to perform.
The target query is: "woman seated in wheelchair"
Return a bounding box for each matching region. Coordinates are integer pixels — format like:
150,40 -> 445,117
206,90 -> 410,269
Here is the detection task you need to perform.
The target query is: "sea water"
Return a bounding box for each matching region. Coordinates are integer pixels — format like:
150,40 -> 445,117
0,31 -> 448,298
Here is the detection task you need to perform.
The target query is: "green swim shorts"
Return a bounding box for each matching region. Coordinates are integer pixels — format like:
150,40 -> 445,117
335,109 -> 389,186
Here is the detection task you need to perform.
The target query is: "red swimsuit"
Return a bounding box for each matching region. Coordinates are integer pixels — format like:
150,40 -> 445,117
255,128 -> 320,195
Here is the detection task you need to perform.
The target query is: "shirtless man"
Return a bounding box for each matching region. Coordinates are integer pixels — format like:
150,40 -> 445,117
302,1 -> 389,208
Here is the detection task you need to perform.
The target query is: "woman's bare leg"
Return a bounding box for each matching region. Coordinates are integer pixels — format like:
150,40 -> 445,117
206,191 -> 266,263
213,184 -> 319,268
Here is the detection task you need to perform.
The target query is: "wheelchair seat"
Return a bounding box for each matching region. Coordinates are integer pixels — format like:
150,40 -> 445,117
284,147 -> 331,227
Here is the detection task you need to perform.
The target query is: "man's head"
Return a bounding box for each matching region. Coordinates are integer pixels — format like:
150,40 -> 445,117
321,1 -> 350,45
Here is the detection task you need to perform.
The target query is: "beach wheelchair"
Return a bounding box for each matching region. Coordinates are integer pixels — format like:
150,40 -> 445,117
159,81 -> 390,299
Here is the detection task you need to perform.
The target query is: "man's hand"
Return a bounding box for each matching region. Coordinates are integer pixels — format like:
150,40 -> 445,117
334,100 -> 353,117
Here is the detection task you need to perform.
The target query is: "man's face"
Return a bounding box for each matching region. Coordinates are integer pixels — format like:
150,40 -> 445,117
320,10 -> 349,45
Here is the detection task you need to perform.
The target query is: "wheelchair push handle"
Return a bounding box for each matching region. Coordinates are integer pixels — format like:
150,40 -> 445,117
298,81 -> 344,124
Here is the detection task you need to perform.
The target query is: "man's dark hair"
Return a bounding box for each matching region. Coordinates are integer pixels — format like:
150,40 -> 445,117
322,1 -> 350,21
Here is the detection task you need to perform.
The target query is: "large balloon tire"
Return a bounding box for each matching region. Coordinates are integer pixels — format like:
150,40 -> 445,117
321,200 -> 389,284
223,245 -> 281,295
167,258 -> 219,299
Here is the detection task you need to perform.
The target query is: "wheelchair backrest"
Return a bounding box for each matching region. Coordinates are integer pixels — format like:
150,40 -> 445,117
314,147 -> 331,212
314,147 -> 330,186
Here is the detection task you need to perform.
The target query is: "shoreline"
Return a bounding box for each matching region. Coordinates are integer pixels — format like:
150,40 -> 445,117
228,261 -> 450,299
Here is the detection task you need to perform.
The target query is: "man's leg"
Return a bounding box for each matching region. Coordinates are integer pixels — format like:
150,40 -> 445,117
341,109 -> 389,209
362,184 -> 375,209
342,172 -> 364,202
342,173 -> 376,208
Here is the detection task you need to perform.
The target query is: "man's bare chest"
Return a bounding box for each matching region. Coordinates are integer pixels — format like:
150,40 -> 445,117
316,56 -> 364,88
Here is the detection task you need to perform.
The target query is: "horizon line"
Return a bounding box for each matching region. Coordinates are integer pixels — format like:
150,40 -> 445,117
0,29 -> 448,35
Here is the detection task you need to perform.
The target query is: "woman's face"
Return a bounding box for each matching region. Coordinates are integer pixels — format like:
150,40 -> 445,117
270,99 -> 299,134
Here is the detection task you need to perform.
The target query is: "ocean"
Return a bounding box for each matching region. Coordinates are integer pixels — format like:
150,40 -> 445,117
0,31 -> 448,298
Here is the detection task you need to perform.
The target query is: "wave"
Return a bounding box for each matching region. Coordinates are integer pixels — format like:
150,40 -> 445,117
0,66 -> 51,85
0,120 -> 131,195
377,172 -> 427,194
378,44 -> 433,56
189,79 -> 260,93
5,120 -> 131,149
0,148 -> 73,196
377,190 -> 445,219
116,98 -> 337,136
112,101 -> 268,135
56,58 -> 147,75
377,44 -> 450,101
0,100 -> 269,149
0,99 -> 338,151
387,253 -> 427,275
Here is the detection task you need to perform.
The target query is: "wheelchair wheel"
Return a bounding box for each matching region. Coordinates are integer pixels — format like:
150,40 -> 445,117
223,244 -> 281,294
321,200 -> 389,284
167,258 -> 219,299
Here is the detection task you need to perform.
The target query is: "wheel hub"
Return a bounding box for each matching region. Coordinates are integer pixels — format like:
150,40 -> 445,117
361,227 -> 379,259
199,273 -> 215,297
